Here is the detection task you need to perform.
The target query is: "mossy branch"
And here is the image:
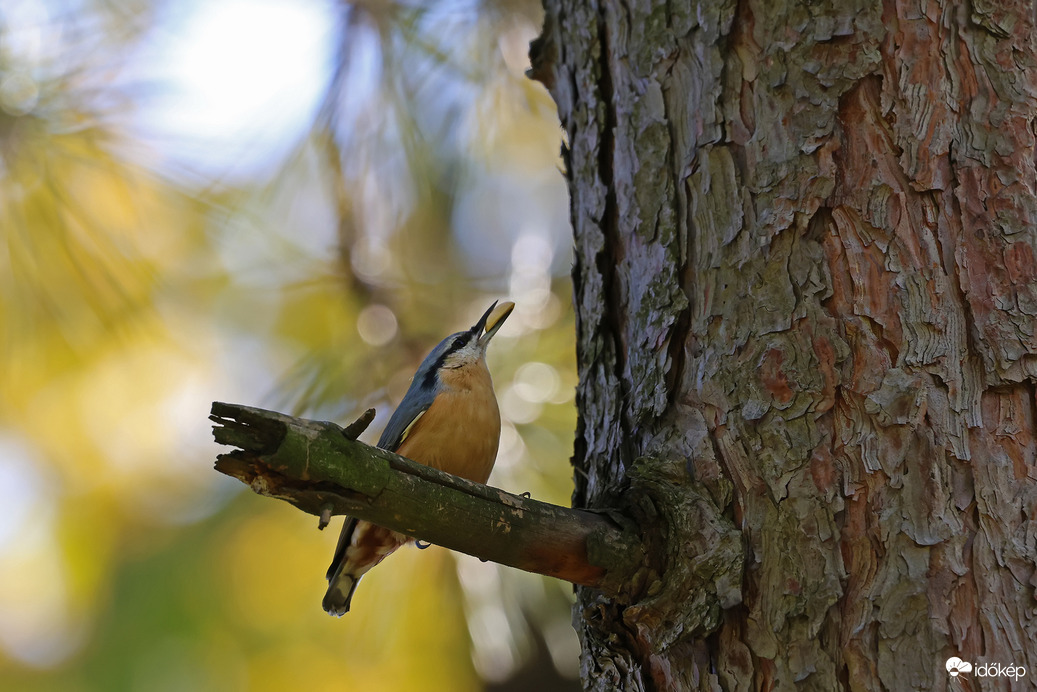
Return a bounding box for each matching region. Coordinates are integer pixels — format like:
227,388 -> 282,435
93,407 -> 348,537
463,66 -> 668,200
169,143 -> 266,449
210,401 -> 643,597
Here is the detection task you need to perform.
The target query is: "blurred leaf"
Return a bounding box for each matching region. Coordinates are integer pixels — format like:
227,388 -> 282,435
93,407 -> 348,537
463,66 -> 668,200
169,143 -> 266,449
0,0 -> 579,690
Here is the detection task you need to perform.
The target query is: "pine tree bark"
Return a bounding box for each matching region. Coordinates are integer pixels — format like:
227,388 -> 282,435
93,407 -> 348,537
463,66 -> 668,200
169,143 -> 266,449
531,0 -> 1037,690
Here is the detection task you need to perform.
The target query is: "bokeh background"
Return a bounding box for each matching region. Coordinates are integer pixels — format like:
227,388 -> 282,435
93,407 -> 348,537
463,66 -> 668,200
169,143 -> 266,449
0,1 -> 581,690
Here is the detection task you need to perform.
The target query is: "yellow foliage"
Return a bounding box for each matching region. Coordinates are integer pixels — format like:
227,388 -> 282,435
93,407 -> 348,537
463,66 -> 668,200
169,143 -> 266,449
0,2 -> 580,690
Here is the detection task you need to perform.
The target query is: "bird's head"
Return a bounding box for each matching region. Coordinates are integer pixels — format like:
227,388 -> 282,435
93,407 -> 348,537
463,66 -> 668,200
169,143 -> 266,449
413,301 -> 514,390
438,300 -> 515,369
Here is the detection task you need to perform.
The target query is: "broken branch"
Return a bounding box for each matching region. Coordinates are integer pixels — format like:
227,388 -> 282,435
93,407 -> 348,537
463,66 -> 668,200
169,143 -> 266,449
210,401 -> 641,598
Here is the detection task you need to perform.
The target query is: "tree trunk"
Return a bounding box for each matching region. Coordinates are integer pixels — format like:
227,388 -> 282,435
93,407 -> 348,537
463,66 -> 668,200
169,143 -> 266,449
531,0 -> 1037,690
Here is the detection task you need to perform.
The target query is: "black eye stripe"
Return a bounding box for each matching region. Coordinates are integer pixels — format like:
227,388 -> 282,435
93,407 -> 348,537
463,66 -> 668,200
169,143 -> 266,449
422,334 -> 473,389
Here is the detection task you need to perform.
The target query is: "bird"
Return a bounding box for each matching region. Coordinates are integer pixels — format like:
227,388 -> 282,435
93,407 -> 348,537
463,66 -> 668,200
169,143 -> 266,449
323,300 -> 515,615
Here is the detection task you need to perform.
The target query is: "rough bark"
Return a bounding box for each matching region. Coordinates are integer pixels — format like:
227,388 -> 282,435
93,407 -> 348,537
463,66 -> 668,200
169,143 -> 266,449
531,0 -> 1037,690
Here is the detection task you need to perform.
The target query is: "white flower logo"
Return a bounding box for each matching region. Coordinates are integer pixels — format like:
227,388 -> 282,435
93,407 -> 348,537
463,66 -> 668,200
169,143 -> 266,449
946,657 -> 973,677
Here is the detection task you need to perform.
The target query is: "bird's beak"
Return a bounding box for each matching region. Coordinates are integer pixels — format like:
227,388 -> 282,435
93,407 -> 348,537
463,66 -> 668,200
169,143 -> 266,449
476,301 -> 515,346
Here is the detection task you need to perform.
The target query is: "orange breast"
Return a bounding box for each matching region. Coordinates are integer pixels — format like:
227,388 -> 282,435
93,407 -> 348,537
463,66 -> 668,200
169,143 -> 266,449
394,361 -> 501,484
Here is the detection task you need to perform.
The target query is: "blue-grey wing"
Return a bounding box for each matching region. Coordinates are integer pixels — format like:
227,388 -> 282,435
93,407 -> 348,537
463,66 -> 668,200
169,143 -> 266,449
377,382 -> 437,451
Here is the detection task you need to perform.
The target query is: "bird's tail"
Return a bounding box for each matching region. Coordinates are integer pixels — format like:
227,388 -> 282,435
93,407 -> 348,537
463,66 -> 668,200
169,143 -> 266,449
323,571 -> 360,616
324,517 -> 360,616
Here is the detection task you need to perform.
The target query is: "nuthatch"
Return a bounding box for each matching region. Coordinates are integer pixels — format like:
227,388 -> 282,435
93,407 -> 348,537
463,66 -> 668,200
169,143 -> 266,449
323,300 -> 515,615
